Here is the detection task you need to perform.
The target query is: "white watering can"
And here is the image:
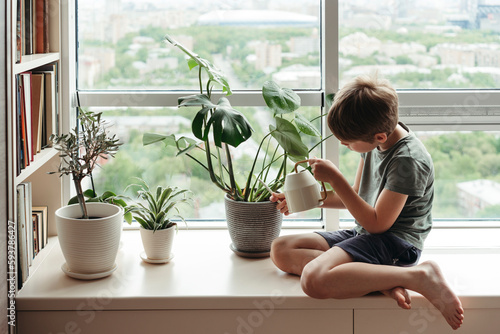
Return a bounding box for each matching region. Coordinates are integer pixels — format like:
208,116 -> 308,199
283,160 -> 328,213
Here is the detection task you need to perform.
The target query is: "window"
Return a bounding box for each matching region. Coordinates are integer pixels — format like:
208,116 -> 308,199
76,0 -> 500,228
77,0 -> 321,90
339,0 -> 500,89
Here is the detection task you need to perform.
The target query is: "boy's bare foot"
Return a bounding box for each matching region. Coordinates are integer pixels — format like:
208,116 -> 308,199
414,261 -> 464,330
381,287 -> 411,309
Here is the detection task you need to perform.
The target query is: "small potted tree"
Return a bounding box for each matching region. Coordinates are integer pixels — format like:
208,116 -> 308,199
50,108 -> 124,279
125,179 -> 193,263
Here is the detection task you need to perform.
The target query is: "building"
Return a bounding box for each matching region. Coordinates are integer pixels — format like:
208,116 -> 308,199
457,179 -> 500,217
254,42 -> 282,71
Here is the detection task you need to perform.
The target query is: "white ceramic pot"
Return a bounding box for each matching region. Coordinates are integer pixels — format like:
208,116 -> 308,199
140,225 -> 175,260
56,202 -> 123,275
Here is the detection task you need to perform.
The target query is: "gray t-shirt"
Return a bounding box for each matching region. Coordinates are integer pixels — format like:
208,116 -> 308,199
355,124 -> 434,250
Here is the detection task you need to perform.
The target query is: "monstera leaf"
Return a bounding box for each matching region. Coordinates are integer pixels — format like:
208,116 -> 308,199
179,94 -> 253,148
294,113 -> 321,137
270,117 -> 308,159
262,81 -> 301,115
143,133 -> 198,156
165,35 -> 232,95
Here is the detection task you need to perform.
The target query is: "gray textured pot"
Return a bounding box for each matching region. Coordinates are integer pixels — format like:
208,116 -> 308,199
225,194 -> 283,257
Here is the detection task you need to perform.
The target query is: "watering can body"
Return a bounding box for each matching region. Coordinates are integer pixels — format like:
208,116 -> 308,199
283,160 -> 328,214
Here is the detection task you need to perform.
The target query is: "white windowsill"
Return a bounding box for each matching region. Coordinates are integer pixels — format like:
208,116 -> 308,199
16,227 -> 500,315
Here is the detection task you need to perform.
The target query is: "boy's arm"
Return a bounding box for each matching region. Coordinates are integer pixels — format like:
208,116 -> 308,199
310,158 -> 408,234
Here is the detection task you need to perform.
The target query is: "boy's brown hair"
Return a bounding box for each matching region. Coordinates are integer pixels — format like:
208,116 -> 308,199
327,75 -> 399,143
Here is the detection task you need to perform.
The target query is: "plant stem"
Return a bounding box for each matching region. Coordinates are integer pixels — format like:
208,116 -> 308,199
243,132 -> 272,201
224,143 -> 239,200
72,173 -> 88,219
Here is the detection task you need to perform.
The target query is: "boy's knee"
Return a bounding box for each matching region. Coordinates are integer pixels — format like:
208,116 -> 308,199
301,262 -> 343,299
270,236 -> 291,264
301,263 -> 330,299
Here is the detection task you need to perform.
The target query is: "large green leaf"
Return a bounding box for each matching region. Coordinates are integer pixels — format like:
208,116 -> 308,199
178,94 -> 216,109
270,117 -> 308,159
143,133 -> 198,156
183,95 -> 253,148
205,98 -> 253,148
262,81 -> 301,115
143,133 -> 175,146
295,113 -> 321,137
164,35 -> 232,95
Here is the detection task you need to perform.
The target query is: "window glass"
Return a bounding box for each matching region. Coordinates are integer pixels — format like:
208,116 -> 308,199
83,107 -> 322,222
338,130 -> 500,220
339,0 -> 500,89
77,0 -> 321,90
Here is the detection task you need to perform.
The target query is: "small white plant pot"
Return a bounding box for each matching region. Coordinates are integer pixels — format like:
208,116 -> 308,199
140,225 -> 175,260
56,202 -> 123,275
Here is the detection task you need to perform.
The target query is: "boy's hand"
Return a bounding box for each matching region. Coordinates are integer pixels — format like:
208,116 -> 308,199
270,192 -> 290,216
308,158 -> 340,184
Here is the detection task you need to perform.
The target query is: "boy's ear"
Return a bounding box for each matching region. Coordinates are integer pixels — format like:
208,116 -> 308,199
374,133 -> 388,143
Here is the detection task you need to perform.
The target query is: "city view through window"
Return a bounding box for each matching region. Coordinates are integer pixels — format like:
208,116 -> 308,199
77,0 -> 500,222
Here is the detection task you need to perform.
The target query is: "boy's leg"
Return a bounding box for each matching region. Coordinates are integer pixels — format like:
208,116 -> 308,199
270,233 -> 330,276
271,232 -> 413,309
301,246 -> 464,330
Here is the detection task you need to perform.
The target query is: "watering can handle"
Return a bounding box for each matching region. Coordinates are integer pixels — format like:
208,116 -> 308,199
294,160 -> 328,202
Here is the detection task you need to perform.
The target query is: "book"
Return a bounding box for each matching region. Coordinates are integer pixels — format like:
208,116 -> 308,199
34,0 -> 49,53
22,182 -> 33,263
15,75 -> 23,175
24,0 -> 33,55
20,72 -> 33,163
16,185 -> 29,288
43,70 -> 55,144
32,206 -> 48,248
36,62 -> 58,140
19,77 -> 29,169
30,73 -> 44,154
16,0 -> 22,63
32,213 -> 39,256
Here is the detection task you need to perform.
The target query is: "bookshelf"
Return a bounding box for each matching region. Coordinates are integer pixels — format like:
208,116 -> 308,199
6,0 -> 64,315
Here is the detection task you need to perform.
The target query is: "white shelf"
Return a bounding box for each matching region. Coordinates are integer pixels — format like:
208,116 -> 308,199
14,147 -> 59,186
13,52 -> 60,74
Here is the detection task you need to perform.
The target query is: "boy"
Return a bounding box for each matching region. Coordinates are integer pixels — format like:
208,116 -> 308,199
270,75 -> 464,330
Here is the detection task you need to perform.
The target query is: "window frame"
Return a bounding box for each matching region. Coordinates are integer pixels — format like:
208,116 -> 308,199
71,0 -> 500,230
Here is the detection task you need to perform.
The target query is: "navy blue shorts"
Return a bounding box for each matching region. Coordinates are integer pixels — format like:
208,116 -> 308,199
315,229 -> 421,267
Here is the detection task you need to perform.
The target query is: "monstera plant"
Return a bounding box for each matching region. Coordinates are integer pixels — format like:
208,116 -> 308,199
143,35 -> 326,203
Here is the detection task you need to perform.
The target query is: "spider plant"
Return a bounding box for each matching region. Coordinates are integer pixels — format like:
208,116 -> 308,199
125,179 -> 193,231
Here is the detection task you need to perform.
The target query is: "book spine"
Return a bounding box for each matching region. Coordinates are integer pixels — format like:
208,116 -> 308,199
16,0 -> 22,63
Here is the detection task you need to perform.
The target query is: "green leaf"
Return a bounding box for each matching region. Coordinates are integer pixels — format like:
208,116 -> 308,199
124,211 -> 133,225
205,97 -> 253,148
185,95 -> 253,148
178,94 -> 216,109
164,35 -> 232,95
187,58 -> 199,70
262,81 -> 301,115
99,191 -> 117,201
270,118 -> 309,159
295,113 -> 321,137
83,189 -> 97,198
68,196 -> 79,205
143,133 -> 198,156
143,133 -> 174,146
